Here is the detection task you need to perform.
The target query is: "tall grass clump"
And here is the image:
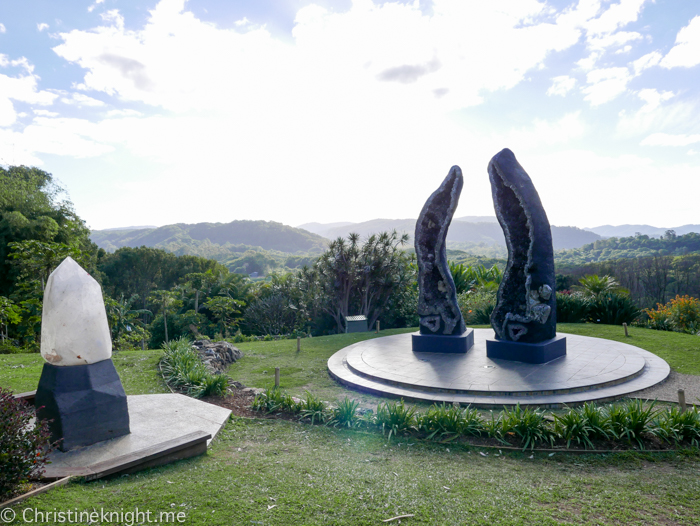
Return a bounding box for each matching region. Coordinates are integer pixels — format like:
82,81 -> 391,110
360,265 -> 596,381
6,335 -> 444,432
554,402 -> 613,449
375,399 -> 417,440
160,337 -> 229,398
252,388 -> 300,414
656,406 -> 700,446
331,397 -> 361,428
497,404 -> 556,450
606,399 -> 660,449
417,403 -> 485,440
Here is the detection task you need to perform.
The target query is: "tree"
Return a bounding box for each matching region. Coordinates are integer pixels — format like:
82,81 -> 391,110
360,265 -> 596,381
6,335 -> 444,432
204,296 -> 244,336
313,231 -> 411,333
7,240 -> 88,292
0,297 -> 21,342
572,274 -> 628,298
104,294 -> 152,350
0,166 -> 92,296
147,290 -> 182,344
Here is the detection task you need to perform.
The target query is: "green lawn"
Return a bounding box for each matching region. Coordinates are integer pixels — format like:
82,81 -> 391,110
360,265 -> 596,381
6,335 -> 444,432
4,325 -> 700,524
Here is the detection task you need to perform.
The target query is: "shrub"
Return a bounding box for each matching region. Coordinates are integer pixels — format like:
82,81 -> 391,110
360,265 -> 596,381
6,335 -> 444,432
375,399 -> 417,440
498,404 -> 555,450
298,391 -> 327,425
331,397 -> 360,428
556,292 -> 590,323
0,388 -> 54,499
160,337 -> 229,398
606,400 -> 660,449
417,403 -> 484,440
588,293 -> 640,325
655,406 -> 700,446
553,402 -> 612,449
458,291 -> 496,325
0,341 -> 23,354
644,295 -> 700,335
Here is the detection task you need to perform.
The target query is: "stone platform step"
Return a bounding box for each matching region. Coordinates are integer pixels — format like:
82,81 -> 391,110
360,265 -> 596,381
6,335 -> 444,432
327,330 -> 670,408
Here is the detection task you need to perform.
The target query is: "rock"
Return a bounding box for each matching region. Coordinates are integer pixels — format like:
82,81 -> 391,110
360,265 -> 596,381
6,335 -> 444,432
488,148 -> 557,343
192,339 -> 243,375
414,166 -> 466,336
40,257 -> 112,366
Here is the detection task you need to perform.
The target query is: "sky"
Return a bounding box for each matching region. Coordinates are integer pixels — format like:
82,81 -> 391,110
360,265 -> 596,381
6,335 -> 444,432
1,0 -> 699,231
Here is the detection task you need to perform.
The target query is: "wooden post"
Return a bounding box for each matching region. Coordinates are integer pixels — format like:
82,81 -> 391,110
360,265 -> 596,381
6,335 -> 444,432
275,367 -> 280,388
678,389 -> 687,413
623,323 -> 629,337
376,321 -> 380,333
297,336 -> 301,352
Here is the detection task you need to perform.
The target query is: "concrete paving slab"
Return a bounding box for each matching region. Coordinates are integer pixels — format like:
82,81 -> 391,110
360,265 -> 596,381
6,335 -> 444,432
328,329 -> 670,408
44,394 -> 231,478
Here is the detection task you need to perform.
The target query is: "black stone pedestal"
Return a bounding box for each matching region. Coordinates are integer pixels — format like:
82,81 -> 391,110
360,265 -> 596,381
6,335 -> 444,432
412,329 -> 474,354
486,335 -> 567,364
35,359 -> 130,451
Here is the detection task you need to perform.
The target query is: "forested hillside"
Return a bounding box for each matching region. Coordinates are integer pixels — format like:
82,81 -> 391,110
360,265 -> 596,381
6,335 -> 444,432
91,221 -> 328,255
556,232 -> 700,265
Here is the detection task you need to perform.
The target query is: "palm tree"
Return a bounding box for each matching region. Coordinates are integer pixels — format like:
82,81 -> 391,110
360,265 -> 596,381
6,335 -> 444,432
572,274 -> 628,298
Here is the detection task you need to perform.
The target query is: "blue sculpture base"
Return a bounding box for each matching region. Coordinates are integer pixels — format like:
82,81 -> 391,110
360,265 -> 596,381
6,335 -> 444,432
412,329 -> 474,354
35,359 -> 131,452
486,335 -> 567,364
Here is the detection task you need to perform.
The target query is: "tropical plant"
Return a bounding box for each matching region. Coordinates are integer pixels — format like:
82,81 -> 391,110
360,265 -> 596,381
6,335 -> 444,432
374,399 -> 417,440
555,292 -> 590,323
417,403 -> 484,440
159,337 -> 228,397
0,387 -> 55,499
104,294 -> 152,350
656,406 -> 700,446
498,404 -> 555,450
298,391 -> 328,425
572,274 -> 628,298
588,292 -> 640,325
606,400 -> 660,449
553,402 -> 612,449
330,397 -> 361,428
204,296 -> 244,337
148,290 -> 182,344
457,290 -> 496,325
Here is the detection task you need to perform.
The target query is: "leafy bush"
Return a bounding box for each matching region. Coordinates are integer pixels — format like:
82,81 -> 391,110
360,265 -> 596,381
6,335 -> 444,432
417,403 -> 484,440
458,291 -> 497,325
160,337 -> 229,398
0,388 -> 55,499
588,293 -> 640,325
555,292 -> 590,323
553,402 -> 612,449
644,295 -> 700,335
606,399 -> 660,449
331,397 -> 360,428
656,406 -> 700,446
298,391 -> 327,425
0,341 -> 24,354
497,404 -> 556,450
375,399 -> 417,440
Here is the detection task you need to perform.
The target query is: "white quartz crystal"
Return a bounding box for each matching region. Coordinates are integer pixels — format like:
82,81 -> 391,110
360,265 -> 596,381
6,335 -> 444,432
41,257 -> 112,366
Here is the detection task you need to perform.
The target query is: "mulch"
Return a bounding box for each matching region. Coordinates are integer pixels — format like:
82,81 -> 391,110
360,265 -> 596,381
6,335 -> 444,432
202,389 -> 258,418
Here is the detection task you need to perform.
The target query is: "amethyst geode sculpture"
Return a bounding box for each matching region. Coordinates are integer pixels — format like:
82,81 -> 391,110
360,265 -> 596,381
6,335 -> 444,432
486,149 -> 565,363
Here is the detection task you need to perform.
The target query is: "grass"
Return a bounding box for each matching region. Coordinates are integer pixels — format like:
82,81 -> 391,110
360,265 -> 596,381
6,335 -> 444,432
15,418 -> 700,525
3,325 -> 700,523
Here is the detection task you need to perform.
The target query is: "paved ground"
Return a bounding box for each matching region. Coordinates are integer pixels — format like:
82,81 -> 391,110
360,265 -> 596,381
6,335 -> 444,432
328,329 -> 670,408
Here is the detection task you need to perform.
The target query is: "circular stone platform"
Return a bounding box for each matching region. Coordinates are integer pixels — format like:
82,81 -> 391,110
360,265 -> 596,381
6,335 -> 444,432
327,329 -> 670,407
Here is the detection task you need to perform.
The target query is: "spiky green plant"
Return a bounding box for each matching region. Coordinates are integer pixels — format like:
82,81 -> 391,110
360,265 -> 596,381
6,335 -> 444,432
498,404 -> 556,450
417,403 -> 484,440
331,397 -> 361,428
375,399 -> 417,441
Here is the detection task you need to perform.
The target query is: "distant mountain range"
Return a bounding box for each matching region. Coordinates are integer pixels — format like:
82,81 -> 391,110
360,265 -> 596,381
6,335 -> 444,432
297,217 -> 600,251
91,220 -> 328,254
584,224 -> 700,238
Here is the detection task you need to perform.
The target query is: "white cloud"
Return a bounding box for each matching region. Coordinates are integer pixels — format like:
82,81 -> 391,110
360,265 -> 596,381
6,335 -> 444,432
0,23 -> 5,34
585,0 -> 646,36
502,112 -> 585,149
588,30 -> 642,50
576,51 -> 601,71
61,92 -> 105,106
0,97 -> 16,127
641,133 -> 700,147
105,108 -> 142,117
37,23 -> 49,32
661,15 -> 700,68
636,88 -> 674,112
0,70 -> 57,105
88,0 -> 106,13
632,51 -> 662,74
547,75 -> 577,96
33,109 -> 60,117
582,67 -> 632,105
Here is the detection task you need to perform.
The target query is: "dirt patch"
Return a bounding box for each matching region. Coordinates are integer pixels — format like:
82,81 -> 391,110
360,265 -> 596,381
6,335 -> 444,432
203,389 -> 258,418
